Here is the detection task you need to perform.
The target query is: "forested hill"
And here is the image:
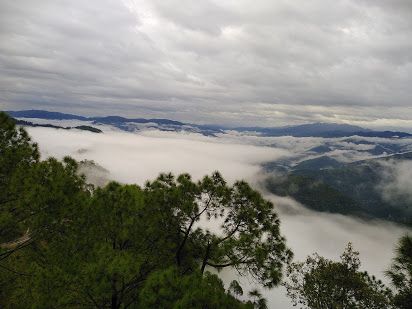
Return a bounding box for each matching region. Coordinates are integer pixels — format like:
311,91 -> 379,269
265,153 -> 412,224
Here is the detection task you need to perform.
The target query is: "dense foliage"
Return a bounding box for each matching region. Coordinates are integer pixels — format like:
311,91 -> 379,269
266,174 -> 359,215
0,113 -> 39,243
284,243 -> 393,308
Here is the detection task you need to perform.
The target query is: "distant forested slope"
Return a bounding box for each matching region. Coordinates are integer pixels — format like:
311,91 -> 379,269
265,154 -> 412,224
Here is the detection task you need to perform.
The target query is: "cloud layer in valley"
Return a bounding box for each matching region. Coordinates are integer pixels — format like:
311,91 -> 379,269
28,127 -> 289,184
28,127 -> 412,308
1,0 -> 412,128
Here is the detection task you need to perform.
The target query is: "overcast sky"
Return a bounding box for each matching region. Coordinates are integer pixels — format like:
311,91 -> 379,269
1,0 -> 411,128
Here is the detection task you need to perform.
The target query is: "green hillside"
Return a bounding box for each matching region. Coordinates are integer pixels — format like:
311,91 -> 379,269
266,155 -> 412,225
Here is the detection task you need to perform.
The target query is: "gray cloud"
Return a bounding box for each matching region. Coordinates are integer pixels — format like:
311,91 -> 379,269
1,0 -> 411,127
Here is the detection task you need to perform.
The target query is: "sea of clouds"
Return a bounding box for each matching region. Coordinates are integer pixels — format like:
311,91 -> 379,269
27,127 -> 411,309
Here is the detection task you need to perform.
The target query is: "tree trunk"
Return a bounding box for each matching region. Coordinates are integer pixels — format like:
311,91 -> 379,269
111,293 -> 117,309
201,242 -> 212,274
111,278 -> 118,309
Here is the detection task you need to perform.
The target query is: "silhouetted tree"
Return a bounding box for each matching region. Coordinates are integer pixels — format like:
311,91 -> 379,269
284,243 -> 393,309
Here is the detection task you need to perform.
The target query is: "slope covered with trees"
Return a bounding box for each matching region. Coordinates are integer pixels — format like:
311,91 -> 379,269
266,156 -> 412,225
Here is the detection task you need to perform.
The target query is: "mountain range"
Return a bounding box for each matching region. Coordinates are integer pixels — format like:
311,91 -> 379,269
6,110 -> 412,138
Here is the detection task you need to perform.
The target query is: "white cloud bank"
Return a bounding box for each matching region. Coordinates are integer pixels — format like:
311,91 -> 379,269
28,127 -> 289,184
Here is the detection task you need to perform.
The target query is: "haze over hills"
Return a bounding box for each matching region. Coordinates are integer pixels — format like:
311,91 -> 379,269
7,110 -> 412,139
14,119 -> 103,133
6,110 -> 221,136
8,109 -> 412,225
235,123 -> 369,137
265,151 -> 412,225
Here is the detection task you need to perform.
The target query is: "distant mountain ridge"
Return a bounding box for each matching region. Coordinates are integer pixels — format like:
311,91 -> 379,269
235,123 -> 412,138
8,110 -> 88,121
234,123 -> 370,136
6,110 -> 412,138
7,110 -> 183,125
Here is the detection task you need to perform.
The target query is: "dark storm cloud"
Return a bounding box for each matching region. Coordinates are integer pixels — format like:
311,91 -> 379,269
0,0 -> 411,127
